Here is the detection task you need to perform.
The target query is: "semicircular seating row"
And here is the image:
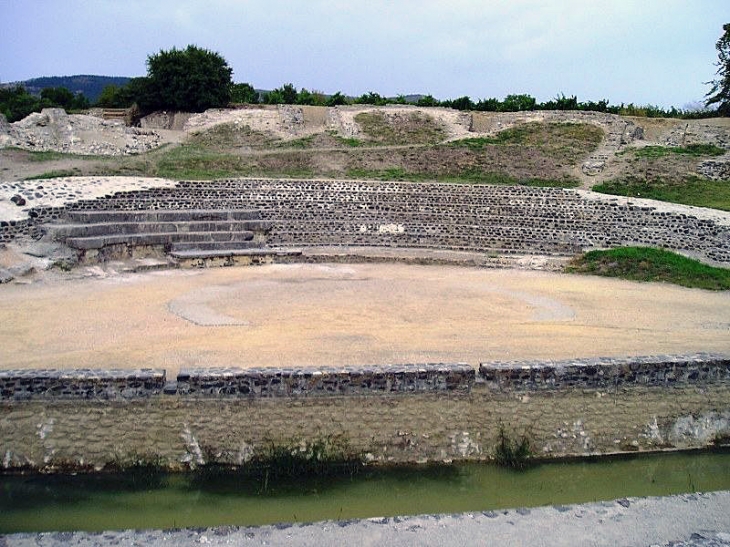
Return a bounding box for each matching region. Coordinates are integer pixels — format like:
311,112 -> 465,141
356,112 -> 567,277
42,179 -> 730,265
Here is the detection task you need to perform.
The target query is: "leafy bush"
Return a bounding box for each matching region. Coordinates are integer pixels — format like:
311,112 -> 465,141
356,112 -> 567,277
140,45 -> 233,112
295,88 -> 327,106
0,85 -> 88,122
326,91 -> 349,106
230,82 -> 259,104
417,94 -> 440,107
705,23 -> 730,116
354,91 -> 387,106
0,86 -> 40,121
264,83 -> 298,104
444,95 -> 474,111
501,94 -> 536,112
40,87 -> 89,110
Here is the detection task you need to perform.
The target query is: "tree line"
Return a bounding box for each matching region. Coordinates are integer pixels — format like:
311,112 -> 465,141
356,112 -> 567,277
3,26 -> 729,123
0,85 -> 90,122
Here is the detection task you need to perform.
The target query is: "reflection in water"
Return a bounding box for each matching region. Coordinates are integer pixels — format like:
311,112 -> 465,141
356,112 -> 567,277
1,450 -> 728,533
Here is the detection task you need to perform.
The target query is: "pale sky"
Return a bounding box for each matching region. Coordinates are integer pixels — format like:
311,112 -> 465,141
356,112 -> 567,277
1,0 -> 727,108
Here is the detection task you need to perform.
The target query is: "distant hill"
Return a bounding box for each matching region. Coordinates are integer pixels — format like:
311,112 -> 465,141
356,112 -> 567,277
6,75 -> 131,102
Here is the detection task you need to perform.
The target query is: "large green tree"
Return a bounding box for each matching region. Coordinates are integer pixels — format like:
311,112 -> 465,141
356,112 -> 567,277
706,23 -> 730,116
141,45 -> 233,112
230,82 -> 258,104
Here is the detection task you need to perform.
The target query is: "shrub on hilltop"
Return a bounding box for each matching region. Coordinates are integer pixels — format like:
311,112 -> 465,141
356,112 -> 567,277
138,45 -> 233,113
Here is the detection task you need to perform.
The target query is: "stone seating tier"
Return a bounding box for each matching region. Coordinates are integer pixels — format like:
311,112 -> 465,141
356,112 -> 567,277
2,179 -> 727,265
44,208 -> 273,256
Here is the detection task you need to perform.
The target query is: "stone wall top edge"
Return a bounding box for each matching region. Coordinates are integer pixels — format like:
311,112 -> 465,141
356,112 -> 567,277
177,362 -> 473,379
478,353 -> 730,371
0,368 -> 166,380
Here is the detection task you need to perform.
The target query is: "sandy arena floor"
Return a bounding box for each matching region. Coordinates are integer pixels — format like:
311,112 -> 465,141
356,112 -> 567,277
1,263 -> 729,376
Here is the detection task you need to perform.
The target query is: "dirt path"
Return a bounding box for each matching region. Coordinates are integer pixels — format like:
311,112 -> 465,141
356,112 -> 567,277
1,263 -> 727,376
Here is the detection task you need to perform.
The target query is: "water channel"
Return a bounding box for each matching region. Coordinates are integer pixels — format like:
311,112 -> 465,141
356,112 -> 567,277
1,450 -> 729,533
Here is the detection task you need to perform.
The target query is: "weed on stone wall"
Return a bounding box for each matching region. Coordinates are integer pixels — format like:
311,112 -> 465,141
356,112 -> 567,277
494,423 -> 533,470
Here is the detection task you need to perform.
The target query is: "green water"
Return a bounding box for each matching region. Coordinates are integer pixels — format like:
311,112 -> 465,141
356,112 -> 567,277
1,451 -> 729,533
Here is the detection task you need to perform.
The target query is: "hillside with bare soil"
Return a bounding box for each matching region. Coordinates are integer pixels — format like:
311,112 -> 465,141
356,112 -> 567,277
1,106 -> 728,196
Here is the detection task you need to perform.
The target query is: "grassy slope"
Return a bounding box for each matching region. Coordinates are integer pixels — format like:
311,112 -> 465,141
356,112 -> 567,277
593,177 -> 730,212
565,247 -> 730,290
18,120 -> 598,185
593,144 -> 729,212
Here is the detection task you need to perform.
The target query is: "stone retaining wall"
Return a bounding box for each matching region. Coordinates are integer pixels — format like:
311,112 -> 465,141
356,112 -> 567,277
2,179 -> 729,265
479,354 -> 730,391
1,356 -> 729,471
0,369 -> 165,401
177,364 -> 474,397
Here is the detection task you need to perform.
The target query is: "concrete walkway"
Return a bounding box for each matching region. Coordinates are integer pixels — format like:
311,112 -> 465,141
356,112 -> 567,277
3,492 -> 729,546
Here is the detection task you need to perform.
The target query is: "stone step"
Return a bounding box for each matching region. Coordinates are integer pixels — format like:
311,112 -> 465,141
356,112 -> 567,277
269,235 -> 583,255
169,247 -> 303,260
266,221 -> 637,236
66,231 -> 256,250
170,241 -> 262,252
65,209 -> 261,223
47,220 -> 270,238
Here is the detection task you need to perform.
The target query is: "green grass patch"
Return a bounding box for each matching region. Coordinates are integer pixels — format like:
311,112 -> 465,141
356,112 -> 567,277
23,169 -> 81,180
151,144 -> 317,180
346,167 -> 579,187
451,122 -> 603,149
187,122 -> 276,148
334,135 -> 365,147
6,147 -> 98,162
153,144 -> 252,179
593,176 -> 730,211
565,247 -> 730,290
277,135 -> 317,149
629,144 -> 726,159
354,111 -> 446,145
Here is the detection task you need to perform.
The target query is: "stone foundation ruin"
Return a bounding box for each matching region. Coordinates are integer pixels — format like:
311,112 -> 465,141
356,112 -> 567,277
2,178 -> 729,273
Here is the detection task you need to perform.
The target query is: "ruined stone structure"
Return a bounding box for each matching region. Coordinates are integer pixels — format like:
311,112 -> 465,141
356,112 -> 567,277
2,178 -> 729,267
0,109 -> 162,155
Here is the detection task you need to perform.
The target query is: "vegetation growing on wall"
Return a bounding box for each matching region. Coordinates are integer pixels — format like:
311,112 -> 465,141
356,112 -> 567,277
493,424 -> 532,470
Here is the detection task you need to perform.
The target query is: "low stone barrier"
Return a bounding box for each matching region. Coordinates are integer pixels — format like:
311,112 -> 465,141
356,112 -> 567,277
479,354 -> 730,391
0,369 -> 166,401
177,364 -> 475,397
